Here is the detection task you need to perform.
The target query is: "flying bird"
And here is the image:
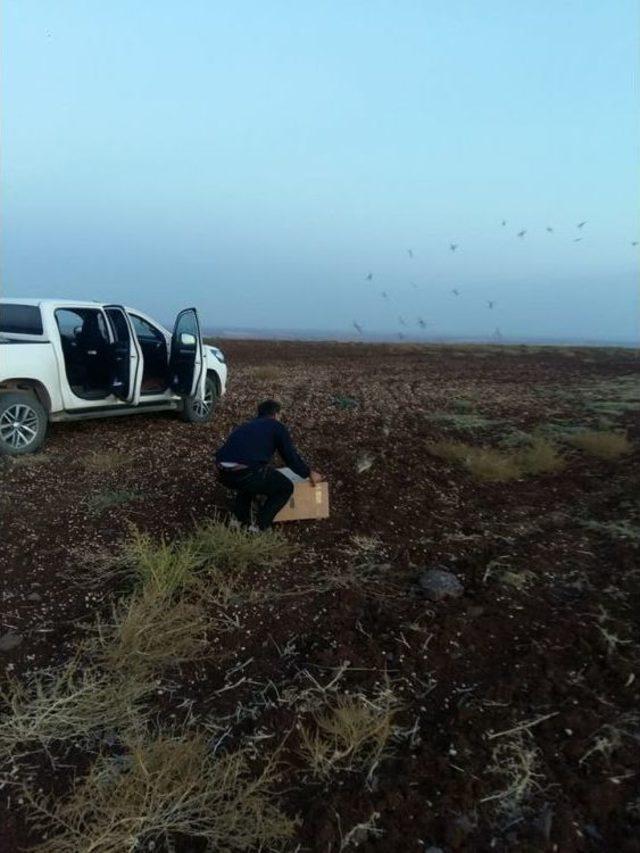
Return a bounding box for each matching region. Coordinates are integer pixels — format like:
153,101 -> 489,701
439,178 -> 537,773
487,300 -> 496,310
398,316 -> 407,327
517,230 -> 527,238
381,291 -> 389,299
365,273 -> 373,281
397,332 -> 405,340
546,227 -> 554,233
411,281 -> 418,289
407,248 -> 414,259
501,220 -> 507,227
417,318 -> 427,329
353,321 -> 363,335
577,221 -> 587,229
573,237 -> 583,243
449,243 -> 458,252
451,288 -> 460,296
632,241 -> 639,247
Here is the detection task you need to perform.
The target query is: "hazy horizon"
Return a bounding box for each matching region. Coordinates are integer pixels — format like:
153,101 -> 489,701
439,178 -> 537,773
2,2 -> 638,344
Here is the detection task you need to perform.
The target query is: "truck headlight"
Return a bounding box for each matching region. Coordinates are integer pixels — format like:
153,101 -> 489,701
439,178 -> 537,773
208,346 -> 225,363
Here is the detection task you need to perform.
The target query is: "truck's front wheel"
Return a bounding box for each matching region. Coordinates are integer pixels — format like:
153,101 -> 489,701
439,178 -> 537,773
181,374 -> 218,424
0,392 -> 48,456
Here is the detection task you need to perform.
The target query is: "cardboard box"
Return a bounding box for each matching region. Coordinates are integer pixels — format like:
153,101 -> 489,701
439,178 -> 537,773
274,467 -> 329,523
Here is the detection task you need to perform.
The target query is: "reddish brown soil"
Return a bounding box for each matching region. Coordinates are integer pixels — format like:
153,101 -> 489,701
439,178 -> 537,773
1,341 -> 639,852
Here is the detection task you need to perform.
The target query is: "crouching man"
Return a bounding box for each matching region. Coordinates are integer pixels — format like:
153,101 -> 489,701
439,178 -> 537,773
216,399 -> 324,531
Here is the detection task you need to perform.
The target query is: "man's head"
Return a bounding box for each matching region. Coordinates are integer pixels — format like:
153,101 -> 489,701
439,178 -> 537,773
257,399 -> 282,419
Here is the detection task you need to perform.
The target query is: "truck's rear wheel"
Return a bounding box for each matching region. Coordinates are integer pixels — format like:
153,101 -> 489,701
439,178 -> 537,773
0,392 -> 48,456
181,374 -> 218,423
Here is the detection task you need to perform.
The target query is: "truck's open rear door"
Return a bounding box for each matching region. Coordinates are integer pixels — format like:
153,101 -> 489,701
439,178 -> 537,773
104,305 -> 143,404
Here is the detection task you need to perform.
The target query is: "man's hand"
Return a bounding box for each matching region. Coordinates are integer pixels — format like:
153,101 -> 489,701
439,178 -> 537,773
309,470 -> 325,486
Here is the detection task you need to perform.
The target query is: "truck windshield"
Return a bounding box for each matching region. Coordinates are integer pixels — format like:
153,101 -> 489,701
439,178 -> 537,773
0,304 -> 44,335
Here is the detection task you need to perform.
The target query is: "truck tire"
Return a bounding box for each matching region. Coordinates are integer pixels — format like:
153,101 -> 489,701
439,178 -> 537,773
0,392 -> 48,456
181,374 -> 218,424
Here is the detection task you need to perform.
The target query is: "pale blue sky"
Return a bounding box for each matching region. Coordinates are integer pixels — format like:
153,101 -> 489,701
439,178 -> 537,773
2,1 -> 638,342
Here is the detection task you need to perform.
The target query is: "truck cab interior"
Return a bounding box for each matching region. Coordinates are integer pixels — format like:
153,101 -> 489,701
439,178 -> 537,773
128,314 -> 170,393
55,307 -> 172,401
55,308 -> 115,400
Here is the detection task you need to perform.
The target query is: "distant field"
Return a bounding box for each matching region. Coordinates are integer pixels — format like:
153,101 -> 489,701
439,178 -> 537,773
1,340 -> 639,851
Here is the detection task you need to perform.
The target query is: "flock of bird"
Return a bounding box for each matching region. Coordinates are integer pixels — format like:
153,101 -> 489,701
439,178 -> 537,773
352,219 -> 638,340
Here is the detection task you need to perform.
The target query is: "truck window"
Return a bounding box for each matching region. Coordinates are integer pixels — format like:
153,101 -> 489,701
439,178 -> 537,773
129,314 -> 164,343
0,304 -> 44,335
55,308 -> 109,341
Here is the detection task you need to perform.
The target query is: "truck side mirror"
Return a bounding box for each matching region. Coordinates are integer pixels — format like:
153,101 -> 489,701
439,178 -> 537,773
179,332 -> 197,347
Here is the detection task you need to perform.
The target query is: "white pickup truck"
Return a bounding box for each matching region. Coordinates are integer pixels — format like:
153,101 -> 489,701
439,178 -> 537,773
0,298 -> 227,455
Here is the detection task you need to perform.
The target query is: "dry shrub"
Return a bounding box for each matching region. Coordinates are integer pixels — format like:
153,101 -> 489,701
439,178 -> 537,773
0,659 -> 149,757
480,734 -> 544,818
83,450 -> 134,472
567,430 -> 633,460
24,732 -> 297,852
579,712 -> 640,765
95,589 -> 209,677
299,692 -> 399,779
426,437 -> 564,482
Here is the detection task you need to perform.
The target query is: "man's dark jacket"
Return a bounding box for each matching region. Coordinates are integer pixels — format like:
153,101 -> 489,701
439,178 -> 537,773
215,417 -> 310,479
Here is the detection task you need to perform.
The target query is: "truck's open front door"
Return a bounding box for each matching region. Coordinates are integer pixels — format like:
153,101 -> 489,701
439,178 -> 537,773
169,308 -> 206,401
105,305 -> 143,404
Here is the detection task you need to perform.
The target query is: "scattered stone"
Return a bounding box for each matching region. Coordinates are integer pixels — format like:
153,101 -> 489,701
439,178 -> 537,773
0,632 -> 23,652
418,568 -> 464,601
27,592 -> 42,602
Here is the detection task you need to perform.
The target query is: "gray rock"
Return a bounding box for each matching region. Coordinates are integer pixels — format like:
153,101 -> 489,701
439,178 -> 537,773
418,568 -> 464,601
0,632 -> 23,652
27,592 -> 42,602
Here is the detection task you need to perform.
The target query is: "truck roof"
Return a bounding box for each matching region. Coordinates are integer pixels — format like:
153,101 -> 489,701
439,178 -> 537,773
0,297 -> 103,308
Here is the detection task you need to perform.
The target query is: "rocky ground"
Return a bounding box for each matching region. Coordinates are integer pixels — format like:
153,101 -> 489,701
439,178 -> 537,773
1,340 -> 639,852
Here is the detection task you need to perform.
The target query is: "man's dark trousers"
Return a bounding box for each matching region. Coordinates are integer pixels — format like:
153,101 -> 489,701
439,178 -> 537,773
219,465 -> 294,530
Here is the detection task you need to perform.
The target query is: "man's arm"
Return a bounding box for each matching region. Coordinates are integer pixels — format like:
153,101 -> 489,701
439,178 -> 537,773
275,423 -> 311,480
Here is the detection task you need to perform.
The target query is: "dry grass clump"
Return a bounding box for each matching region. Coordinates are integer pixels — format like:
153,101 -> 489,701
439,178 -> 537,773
191,519 -> 294,574
121,528 -> 202,597
0,659 -> 149,757
426,437 -> 564,482
567,430 -> 633,460
94,589 -> 209,678
579,712 -> 640,765
480,734 -> 544,817
82,450 -> 134,472
24,732 -> 297,853
85,489 -> 140,515
299,691 -> 399,780
102,522 -> 293,600
517,437 -> 566,475
8,453 -> 51,468
253,365 -> 280,382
